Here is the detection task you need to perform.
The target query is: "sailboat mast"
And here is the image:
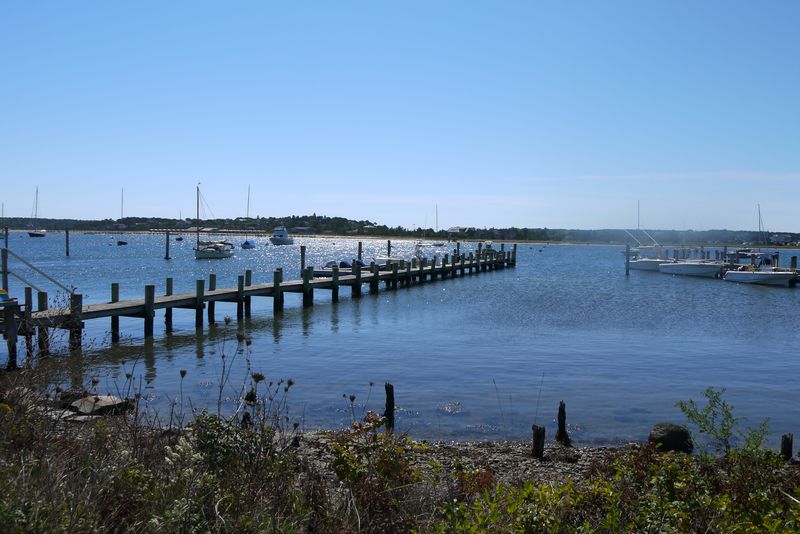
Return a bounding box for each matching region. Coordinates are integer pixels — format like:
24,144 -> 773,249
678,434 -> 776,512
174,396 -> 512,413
246,185 -> 251,218
196,184 -> 200,246
120,188 -> 124,219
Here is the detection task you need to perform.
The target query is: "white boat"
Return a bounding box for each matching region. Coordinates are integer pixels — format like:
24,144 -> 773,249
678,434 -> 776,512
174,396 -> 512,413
659,261 -> 722,278
241,186 -> 256,249
724,255 -> 797,287
269,226 -> 294,245
28,187 -> 47,237
194,184 -> 234,259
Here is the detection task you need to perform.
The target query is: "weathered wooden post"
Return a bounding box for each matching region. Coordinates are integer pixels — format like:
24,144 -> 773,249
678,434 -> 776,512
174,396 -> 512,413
273,269 -> 283,313
195,279 -> 205,329
300,245 -> 306,275
23,287 -> 33,360
391,263 -> 399,289
237,275 -> 245,320
352,261 -> 362,298
111,283 -> 120,342
532,424 -> 545,459
144,284 -> 155,338
625,244 -> 630,276
3,302 -> 18,369
331,266 -> 340,302
1,247 -> 8,291
511,244 -> 517,266
165,278 -> 173,332
384,382 -> 395,433
3,227 -> 7,249
164,231 -> 171,260
207,273 -> 217,324
358,241 -> 363,261
369,262 -> 379,294
65,229 -> 70,257
302,267 -> 314,307
68,293 -> 82,351
460,254 -> 466,276
37,291 -> 49,356
555,401 -> 571,447
244,270 -> 252,317
387,240 -> 391,257
781,433 -> 793,461
456,242 -> 461,256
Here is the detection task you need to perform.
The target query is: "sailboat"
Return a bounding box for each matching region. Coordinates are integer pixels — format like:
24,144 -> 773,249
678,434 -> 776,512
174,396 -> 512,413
241,186 -> 256,249
194,184 -> 234,259
28,187 -> 47,237
431,204 -> 445,247
116,188 -> 128,246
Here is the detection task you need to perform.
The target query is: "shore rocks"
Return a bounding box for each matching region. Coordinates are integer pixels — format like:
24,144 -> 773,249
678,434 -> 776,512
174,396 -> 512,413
648,422 -> 693,453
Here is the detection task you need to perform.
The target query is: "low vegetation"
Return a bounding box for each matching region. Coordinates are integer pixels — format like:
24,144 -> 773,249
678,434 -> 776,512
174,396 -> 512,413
0,370 -> 798,532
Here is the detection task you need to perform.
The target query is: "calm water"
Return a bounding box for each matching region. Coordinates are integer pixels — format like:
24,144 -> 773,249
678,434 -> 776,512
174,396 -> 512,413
4,232 -> 800,445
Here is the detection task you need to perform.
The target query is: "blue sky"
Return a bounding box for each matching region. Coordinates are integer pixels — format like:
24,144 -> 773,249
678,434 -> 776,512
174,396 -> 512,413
2,1 -> 798,231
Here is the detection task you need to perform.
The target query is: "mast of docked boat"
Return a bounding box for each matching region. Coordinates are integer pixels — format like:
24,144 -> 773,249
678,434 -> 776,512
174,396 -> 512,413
196,183 -> 201,249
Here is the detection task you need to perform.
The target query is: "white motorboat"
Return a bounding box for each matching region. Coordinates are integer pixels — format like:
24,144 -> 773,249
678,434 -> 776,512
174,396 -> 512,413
658,261 -> 722,278
269,226 -> 294,245
724,255 -> 797,287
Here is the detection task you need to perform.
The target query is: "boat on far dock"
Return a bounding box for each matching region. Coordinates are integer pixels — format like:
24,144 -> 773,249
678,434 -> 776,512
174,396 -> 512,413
658,260 -> 723,278
269,226 -> 294,245
194,184 -> 234,259
724,254 -> 797,287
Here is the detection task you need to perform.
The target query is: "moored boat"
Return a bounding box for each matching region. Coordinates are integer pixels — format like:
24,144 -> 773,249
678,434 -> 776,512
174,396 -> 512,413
193,185 -> 234,259
724,254 -> 797,287
658,261 -> 723,278
269,226 -> 294,245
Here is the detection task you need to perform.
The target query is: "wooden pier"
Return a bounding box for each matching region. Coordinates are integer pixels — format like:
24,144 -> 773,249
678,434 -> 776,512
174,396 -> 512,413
1,244 -> 517,368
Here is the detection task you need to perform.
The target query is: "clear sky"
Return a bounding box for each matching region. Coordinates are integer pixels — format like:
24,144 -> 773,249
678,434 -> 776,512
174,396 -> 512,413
2,1 -> 798,231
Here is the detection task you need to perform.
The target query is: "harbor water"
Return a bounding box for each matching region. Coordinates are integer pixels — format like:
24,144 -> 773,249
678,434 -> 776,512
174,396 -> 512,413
4,232 -> 800,445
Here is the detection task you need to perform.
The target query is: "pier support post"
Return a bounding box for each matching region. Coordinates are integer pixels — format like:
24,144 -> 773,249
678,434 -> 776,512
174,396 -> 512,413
3,227 -> 7,249
165,231 -> 171,260
165,278 -> 173,332
532,424 -> 546,459
111,283 -> 120,342
144,285 -> 155,338
331,266 -> 339,302
1,247 -> 8,291
352,262 -> 362,298
195,280 -> 204,329
625,244 -> 630,276
37,291 -> 49,356
68,293 -> 82,351
405,263 -> 412,287
244,270 -> 252,317
391,263 -> 398,289
511,244 -> 517,266
273,269 -> 283,313
65,229 -> 70,257
387,240 -> 391,257
384,382 -> 395,433
369,262 -> 379,294
460,255 -> 465,277
300,245 -> 306,275
781,433 -> 793,461
237,275 -> 245,320
358,241 -> 362,261
207,274 -> 216,325
556,401 -> 571,447
302,267 -> 314,307
3,303 -> 18,370
23,287 -> 33,360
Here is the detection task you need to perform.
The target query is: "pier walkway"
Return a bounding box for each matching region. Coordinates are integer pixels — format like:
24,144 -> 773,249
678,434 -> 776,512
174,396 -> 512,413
1,244 -> 517,368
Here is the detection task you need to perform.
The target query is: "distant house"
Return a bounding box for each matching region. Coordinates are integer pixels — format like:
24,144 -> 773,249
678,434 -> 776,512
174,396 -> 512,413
291,227 -> 316,234
770,234 -> 793,245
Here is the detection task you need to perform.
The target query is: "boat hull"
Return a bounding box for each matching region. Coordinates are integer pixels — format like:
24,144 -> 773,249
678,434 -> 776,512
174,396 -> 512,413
195,249 -> 234,259
629,259 -> 663,271
723,271 -> 797,287
28,231 -> 46,238
659,262 -> 722,278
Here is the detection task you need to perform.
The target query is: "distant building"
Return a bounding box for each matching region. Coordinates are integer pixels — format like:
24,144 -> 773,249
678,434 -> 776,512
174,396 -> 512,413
770,233 -> 792,245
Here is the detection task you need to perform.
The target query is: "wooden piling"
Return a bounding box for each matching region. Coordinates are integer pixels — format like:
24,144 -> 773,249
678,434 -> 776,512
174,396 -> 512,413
405,263 -> 412,287
352,262 -> 362,298
555,401 -> 571,447
3,227 -> 7,249
384,382 -> 395,433
625,244 -> 630,276
244,270 -> 252,317
3,303 -> 18,369
302,267 -> 314,307
36,291 -> 49,356
331,266 -> 339,302
111,283 -> 120,342
144,285 -> 155,338
237,275 -> 245,320
781,433 -> 793,461
511,244 -> 517,265
207,274 -> 216,325
165,278 -> 173,332
68,293 -> 82,350
165,231 -> 171,259
387,239 -> 391,257
532,424 -> 546,459
65,229 -> 70,257
273,269 -> 283,313
357,241 -> 363,261
369,263 -> 379,294
391,263 -> 399,289
1,248 -> 8,291
24,287 -> 33,359
300,245 -> 306,274
195,279 -> 204,329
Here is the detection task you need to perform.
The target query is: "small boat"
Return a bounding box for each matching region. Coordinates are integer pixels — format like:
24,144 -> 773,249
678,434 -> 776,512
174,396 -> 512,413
28,187 -> 47,237
241,239 -> 256,249
658,261 -> 722,278
0,289 -> 17,307
269,226 -> 294,245
116,240 -> 128,246
313,259 -> 366,277
240,186 -> 256,249
193,185 -> 234,259
724,255 -> 797,287
176,236 -> 184,241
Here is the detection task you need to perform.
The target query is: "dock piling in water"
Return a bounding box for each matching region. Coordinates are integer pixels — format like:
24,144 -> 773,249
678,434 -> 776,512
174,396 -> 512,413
144,285 -> 155,338
37,291 -> 49,356
207,274 -> 217,325
165,278 -> 173,332
111,283 -> 120,342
